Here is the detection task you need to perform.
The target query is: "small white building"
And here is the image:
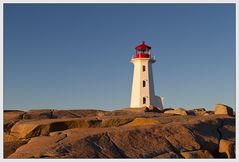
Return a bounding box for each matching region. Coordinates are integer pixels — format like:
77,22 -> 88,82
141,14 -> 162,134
130,41 -> 163,109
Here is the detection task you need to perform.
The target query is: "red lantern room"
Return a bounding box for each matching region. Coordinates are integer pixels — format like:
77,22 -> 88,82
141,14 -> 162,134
135,41 -> 151,58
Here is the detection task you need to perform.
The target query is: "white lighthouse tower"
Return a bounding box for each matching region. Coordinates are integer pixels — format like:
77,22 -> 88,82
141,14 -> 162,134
130,41 -> 163,109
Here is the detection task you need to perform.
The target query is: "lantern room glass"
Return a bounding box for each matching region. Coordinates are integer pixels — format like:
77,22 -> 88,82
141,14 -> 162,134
137,49 -> 150,54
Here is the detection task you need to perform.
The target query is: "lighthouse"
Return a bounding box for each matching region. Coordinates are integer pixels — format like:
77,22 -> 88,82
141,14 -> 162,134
130,41 -> 163,109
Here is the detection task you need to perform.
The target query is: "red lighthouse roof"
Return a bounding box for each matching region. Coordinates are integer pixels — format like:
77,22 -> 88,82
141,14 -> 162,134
135,41 -> 151,58
135,41 -> 151,50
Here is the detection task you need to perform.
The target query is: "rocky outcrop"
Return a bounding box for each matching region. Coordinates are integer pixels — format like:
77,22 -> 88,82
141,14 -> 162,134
180,150 -> 214,158
144,105 -> 162,113
193,108 -> 206,112
10,117 -> 134,139
190,108 -> 208,116
4,140 -> 28,158
4,111 -> 25,133
126,118 -> 161,126
162,108 -> 174,112
3,132 -> 28,158
4,111 -> 25,123
4,108 -> 235,159
9,124 -> 199,158
155,152 -> 181,158
214,104 -> 233,116
219,139 -> 235,158
164,108 -> 188,116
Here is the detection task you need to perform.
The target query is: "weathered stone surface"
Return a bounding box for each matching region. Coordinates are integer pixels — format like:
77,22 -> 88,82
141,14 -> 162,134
206,111 -> 214,115
154,152 -> 182,158
148,105 -> 155,110
219,139 -> 235,158
193,108 -> 206,112
191,108 -> 207,116
8,117 -> 216,158
4,108 -> 235,158
214,104 -> 233,116
180,150 -> 214,158
4,111 -> 24,123
4,140 -> 28,158
10,118 -> 100,139
101,117 -> 134,127
8,134 -> 67,158
4,111 -> 25,133
183,117 -> 222,155
219,117 -> 235,141
4,133 -> 19,142
164,108 -> 187,116
114,107 -> 145,114
22,109 -> 109,120
126,118 -> 160,126
144,107 -> 150,112
10,117 -> 134,139
162,108 -> 174,112
144,106 -> 162,113
186,110 -> 196,116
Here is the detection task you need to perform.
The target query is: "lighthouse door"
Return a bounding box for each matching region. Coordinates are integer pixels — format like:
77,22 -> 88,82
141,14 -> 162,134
143,97 -> 146,104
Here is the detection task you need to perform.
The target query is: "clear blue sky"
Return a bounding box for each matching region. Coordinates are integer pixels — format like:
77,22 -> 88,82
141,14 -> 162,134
4,4 -> 235,111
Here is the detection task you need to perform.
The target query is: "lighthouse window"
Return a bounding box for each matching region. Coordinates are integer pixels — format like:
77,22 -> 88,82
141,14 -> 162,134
143,97 -> 146,104
143,80 -> 146,87
143,65 -> 146,72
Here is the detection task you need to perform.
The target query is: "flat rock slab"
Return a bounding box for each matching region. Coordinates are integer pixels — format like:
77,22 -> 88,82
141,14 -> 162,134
10,117 -> 135,139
